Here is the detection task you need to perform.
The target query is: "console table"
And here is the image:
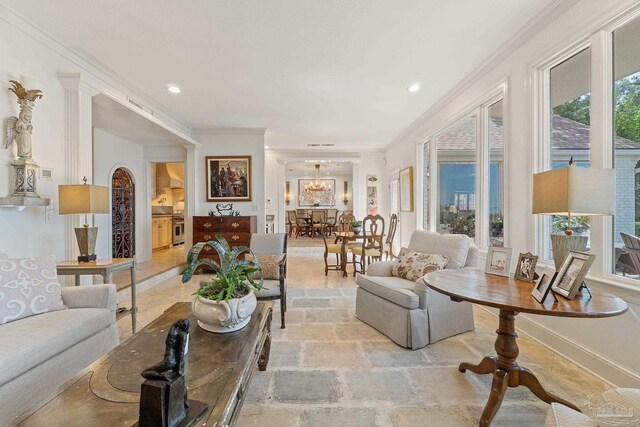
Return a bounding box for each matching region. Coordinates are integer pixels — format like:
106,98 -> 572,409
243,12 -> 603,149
56,258 -> 137,333
423,268 -> 628,427
19,301 -> 273,427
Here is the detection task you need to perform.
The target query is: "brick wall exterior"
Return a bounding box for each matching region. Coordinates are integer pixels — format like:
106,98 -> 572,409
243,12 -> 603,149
614,155 -> 638,245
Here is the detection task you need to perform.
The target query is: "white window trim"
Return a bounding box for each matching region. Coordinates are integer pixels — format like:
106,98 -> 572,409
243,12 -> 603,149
416,81 -> 507,249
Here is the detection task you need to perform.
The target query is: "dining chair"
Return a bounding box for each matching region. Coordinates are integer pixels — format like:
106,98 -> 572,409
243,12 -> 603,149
337,212 -> 355,232
351,214 -> 385,276
325,209 -> 339,235
286,210 -> 298,237
384,213 -> 398,259
311,210 -> 326,238
295,213 -> 311,237
321,231 -> 343,275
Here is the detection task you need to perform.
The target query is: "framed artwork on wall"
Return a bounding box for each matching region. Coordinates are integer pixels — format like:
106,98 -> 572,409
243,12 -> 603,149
399,166 -> 414,212
367,175 -> 378,215
205,156 -> 252,202
298,179 -> 335,207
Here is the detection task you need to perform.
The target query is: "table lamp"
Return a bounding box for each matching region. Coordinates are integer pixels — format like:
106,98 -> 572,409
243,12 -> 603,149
59,177 -> 109,262
532,159 -> 615,269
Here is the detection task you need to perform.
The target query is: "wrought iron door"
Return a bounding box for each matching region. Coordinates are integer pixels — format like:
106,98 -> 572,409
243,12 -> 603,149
112,168 -> 135,258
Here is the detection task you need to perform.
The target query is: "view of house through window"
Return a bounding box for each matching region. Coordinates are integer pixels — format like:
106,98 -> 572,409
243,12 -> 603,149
547,47 -> 592,259
488,100 -> 504,246
613,16 -> 640,279
435,115 -> 477,238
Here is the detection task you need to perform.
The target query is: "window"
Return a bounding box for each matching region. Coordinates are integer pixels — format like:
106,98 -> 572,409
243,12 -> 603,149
613,16 -> 640,279
545,47 -> 592,259
422,141 -> 430,230
435,115 -> 477,238
488,100 -> 504,246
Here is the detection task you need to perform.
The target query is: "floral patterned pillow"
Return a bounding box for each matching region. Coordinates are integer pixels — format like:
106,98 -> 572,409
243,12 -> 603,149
0,256 -> 66,325
391,248 -> 449,281
246,254 -> 285,280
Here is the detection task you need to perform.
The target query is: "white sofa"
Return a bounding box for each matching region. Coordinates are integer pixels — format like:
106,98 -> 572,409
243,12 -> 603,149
355,230 -> 477,349
0,284 -> 119,425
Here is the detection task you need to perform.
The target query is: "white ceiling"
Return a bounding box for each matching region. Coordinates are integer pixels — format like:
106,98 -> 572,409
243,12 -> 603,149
286,161 -> 353,175
3,0 -> 553,150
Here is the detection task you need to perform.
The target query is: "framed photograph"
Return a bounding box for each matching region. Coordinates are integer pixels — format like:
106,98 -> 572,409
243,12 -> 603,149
514,252 -> 539,282
206,156 -> 252,202
484,247 -> 513,277
551,251 -> 595,299
532,266 -> 557,304
399,166 -> 414,212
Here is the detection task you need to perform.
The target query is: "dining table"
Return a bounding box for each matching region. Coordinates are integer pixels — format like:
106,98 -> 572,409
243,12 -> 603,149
334,231 -> 383,276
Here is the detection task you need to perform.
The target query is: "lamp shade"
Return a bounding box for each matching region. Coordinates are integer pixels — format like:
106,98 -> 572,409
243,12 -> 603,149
532,165 -> 615,216
58,184 -> 109,214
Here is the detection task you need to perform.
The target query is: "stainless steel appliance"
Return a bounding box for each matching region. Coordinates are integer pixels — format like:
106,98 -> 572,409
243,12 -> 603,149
173,214 -> 185,245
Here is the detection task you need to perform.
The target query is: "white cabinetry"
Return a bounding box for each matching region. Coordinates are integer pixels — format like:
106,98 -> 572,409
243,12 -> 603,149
152,216 -> 172,250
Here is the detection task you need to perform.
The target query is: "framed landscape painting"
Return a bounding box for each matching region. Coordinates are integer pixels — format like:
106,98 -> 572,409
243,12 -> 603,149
206,156 -> 252,202
400,166 -> 414,212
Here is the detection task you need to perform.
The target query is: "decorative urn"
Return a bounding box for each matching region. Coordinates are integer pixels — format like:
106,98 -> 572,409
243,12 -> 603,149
192,289 -> 257,333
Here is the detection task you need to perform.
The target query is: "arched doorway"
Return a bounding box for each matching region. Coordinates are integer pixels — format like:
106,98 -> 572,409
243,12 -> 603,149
112,168 -> 135,258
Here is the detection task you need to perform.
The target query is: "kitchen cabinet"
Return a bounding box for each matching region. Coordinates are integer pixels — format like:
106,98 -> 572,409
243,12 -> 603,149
152,215 -> 173,250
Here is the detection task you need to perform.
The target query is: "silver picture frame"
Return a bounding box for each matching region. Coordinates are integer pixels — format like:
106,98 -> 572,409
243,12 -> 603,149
484,247 -> 513,277
551,251 -> 595,299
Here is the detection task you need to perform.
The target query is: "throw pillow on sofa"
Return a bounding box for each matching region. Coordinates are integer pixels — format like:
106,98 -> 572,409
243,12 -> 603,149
391,247 -> 449,281
246,254 -> 285,280
0,255 -> 66,325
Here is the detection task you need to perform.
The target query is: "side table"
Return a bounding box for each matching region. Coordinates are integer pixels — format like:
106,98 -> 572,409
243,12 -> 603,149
57,258 -> 137,333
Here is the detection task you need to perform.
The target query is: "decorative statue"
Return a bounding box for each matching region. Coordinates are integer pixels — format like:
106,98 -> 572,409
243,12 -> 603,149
4,80 -> 43,160
139,318 -> 207,427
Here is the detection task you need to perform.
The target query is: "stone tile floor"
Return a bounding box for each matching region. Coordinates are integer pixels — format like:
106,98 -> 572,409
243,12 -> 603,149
115,247 -> 610,426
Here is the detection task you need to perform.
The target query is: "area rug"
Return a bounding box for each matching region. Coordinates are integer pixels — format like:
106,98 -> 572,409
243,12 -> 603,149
236,288 -> 608,427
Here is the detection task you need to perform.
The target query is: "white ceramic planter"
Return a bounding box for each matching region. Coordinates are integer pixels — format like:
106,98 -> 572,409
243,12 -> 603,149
192,290 -> 257,333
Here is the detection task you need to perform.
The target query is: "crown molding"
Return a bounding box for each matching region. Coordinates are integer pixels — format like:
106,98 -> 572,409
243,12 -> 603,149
192,127 -> 267,136
0,4 -> 195,140
385,0 -> 579,150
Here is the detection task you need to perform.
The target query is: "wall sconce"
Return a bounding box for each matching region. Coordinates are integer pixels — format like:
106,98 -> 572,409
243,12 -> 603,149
285,181 -> 291,205
342,180 -> 349,205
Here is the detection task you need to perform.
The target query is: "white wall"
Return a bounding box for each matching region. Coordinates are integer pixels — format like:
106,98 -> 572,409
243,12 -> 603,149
0,17 -> 70,259
384,0 -> 640,386
192,130 -> 266,233
92,128 -> 149,262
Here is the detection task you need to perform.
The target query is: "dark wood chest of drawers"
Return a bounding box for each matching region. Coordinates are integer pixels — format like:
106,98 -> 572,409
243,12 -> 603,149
193,216 -> 257,270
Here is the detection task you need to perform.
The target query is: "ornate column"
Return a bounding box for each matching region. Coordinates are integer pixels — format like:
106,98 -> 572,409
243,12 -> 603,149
58,74 -> 99,263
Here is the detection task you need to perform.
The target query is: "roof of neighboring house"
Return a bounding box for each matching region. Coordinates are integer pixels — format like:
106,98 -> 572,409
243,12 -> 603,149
434,114 -> 640,150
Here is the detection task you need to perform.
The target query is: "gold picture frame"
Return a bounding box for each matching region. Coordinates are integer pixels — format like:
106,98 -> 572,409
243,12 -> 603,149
399,166 -> 414,212
514,252 -> 538,282
205,156 -> 252,202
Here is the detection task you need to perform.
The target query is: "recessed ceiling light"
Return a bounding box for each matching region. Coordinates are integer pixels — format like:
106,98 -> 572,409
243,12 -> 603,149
167,85 -> 181,94
265,146 -> 269,149
407,83 -> 421,93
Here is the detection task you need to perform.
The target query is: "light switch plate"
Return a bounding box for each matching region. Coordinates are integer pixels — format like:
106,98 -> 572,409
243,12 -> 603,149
45,199 -> 55,224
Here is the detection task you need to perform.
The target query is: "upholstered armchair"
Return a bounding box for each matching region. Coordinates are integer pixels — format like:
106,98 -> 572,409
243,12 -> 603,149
249,233 -> 288,328
355,230 -> 477,349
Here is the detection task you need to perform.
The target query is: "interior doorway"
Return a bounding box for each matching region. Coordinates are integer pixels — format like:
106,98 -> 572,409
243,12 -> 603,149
112,168 -> 136,258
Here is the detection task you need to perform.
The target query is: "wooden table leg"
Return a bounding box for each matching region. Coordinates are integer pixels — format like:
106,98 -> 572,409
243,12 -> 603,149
258,311 -> 272,371
459,309 -> 580,426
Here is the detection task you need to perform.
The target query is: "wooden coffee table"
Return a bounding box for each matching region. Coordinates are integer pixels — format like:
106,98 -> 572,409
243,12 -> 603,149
423,268 -> 628,427
20,301 -> 273,427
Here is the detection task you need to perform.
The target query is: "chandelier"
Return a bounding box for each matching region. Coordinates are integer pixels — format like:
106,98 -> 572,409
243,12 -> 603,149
305,164 -> 329,192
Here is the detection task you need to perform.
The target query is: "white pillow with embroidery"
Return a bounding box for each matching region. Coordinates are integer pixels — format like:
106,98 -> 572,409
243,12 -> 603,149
391,247 -> 449,281
0,256 -> 66,325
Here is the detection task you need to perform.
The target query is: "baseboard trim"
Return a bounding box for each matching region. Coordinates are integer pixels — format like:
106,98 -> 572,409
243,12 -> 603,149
479,307 -> 640,388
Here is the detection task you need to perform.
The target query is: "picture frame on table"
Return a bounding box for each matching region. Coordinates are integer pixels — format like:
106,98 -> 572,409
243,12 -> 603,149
514,252 -> 538,282
205,156 -> 252,202
551,251 -> 596,300
531,266 -> 557,304
484,247 -> 513,277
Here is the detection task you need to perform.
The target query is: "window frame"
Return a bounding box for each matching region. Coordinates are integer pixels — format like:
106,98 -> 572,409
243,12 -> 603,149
417,82 -> 507,249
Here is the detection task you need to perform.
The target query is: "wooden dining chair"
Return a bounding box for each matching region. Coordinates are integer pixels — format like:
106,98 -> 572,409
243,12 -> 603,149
311,210 -> 326,238
286,210 -> 298,237
325,209 -> 339,235
384,213 -> 398,260
295,213 -> 311,237
337,212 -> 354,232
351,214 -> 385,276
321,231 -> 343,275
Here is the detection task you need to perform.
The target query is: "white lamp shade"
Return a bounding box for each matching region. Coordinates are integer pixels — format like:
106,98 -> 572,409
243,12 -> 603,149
532,166 -> 615,216
58,184 -> 109,215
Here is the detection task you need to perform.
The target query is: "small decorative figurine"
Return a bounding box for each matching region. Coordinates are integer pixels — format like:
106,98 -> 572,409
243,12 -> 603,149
137,319 -> 208,427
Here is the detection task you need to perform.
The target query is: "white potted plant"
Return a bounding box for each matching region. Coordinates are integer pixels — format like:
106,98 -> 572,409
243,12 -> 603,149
181,235 -> 262,333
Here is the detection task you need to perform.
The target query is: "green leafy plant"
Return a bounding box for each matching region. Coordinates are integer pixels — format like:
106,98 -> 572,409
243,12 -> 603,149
351,220 -> 363,227
552,215 -> 590,234
181,234 -> 262,301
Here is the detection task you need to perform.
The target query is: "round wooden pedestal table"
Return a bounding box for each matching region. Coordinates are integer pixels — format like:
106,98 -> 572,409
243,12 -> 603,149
423,268 -> 628,427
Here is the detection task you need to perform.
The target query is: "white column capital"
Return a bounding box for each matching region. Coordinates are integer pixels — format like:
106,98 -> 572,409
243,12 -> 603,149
58,73 -> 100,97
